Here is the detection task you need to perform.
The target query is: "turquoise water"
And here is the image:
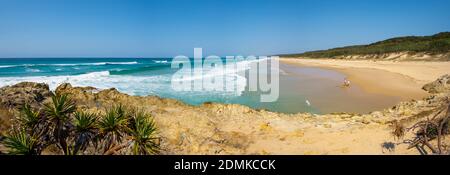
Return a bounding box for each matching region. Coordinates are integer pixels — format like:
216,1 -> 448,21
0,58 -> 315,113
0,58 -> 398,114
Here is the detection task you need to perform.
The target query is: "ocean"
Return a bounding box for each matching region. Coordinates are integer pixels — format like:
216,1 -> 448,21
0,58 -> 300,112
0,58 -> 399,114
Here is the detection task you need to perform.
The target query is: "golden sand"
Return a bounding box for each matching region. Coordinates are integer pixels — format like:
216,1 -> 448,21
280,58 -> 450,100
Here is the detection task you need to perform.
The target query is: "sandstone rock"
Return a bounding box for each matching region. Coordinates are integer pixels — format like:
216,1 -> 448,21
422,74 -> 450,93
0,82 -> 52,109
323,123 -> 332,128
370,111 -> 383,118
0,107 -> 14,133
259,122 -> 272,131
55,83 -> 73,93
361,118 -> 371,124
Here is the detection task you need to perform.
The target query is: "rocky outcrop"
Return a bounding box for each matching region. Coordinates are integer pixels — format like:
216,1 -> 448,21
423,74 -> 450,94
0,82 -> 52,135
0,82 -> 52,109
0,108 -> 14,135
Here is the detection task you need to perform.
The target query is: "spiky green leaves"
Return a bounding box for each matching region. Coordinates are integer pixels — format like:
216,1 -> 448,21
18,104 -> 41,129
72,111 -> 98,154
43,93 -> 76,122
1,93 -> 160,155
42,93 -> 77,155
74,111 -> 97,133
3,130 -> 39,155
98,105 -> 128,152
128,111 -> 159,155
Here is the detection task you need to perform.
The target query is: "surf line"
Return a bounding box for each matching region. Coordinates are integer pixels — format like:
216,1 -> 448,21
174,159 -> 208,173
170,48 -> 280,102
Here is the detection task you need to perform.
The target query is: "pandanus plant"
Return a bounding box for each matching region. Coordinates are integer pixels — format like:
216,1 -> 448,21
1,93 -> 160,155
102,109 -> 160,155
3,104 -> 47,155
98,105 -> 129,154
127,111 -> 159,155
71,111 -> 98,155
43,93 -> 77,154
17,104 -> 41,130
2,129 -> 40,155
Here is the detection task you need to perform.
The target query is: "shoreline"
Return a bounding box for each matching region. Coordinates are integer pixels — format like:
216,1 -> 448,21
279,58 -> 450,101
1,59 -> 449,155
0,57 -> 439,115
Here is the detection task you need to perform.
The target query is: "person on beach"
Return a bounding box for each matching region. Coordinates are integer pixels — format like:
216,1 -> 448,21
343,77 -> 351,87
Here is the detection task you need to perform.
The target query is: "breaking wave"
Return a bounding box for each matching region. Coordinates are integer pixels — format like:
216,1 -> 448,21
0,61 -> 139,68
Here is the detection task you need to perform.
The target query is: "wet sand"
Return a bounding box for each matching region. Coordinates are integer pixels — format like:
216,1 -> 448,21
277,63 -> 400,114
279,58 -> 447,101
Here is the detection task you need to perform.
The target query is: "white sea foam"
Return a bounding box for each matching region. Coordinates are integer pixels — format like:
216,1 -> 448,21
171,58 -> 271,96
172,58 -> 266,82
87,61 -> 139,66
0,65 -> 15,68
0,71 -> 160,95
25,68 -> 41,72
0,58 -> 271,106
0,67 -> 245,98
153,60 -> 169,64
0,61 -> 139,68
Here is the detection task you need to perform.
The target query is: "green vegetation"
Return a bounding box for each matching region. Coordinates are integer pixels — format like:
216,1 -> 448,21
280,32 -> 450,58
2,129 -> 40,155
0,93 -> 160,155
127,111 -> 159,155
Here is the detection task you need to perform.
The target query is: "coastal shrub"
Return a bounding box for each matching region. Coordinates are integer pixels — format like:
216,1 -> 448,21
18,104 -> 41,129
0,93 -> 160,155
43,93 -> 77,155
3,129 -> 40,155
71,111 -> 98,155
98,104 -> 129,154
127,111 -> 159,155
429,40 -> 450,53
281,32 -> 450,58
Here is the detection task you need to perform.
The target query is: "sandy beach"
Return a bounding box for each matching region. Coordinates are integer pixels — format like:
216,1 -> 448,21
280,58 -> 450,100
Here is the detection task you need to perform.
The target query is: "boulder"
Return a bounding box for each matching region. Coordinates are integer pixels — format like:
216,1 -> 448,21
423,74 -> 450,94
0,82 -> 52,109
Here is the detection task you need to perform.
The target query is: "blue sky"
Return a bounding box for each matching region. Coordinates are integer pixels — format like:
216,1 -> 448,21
0,0 -> 449,58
